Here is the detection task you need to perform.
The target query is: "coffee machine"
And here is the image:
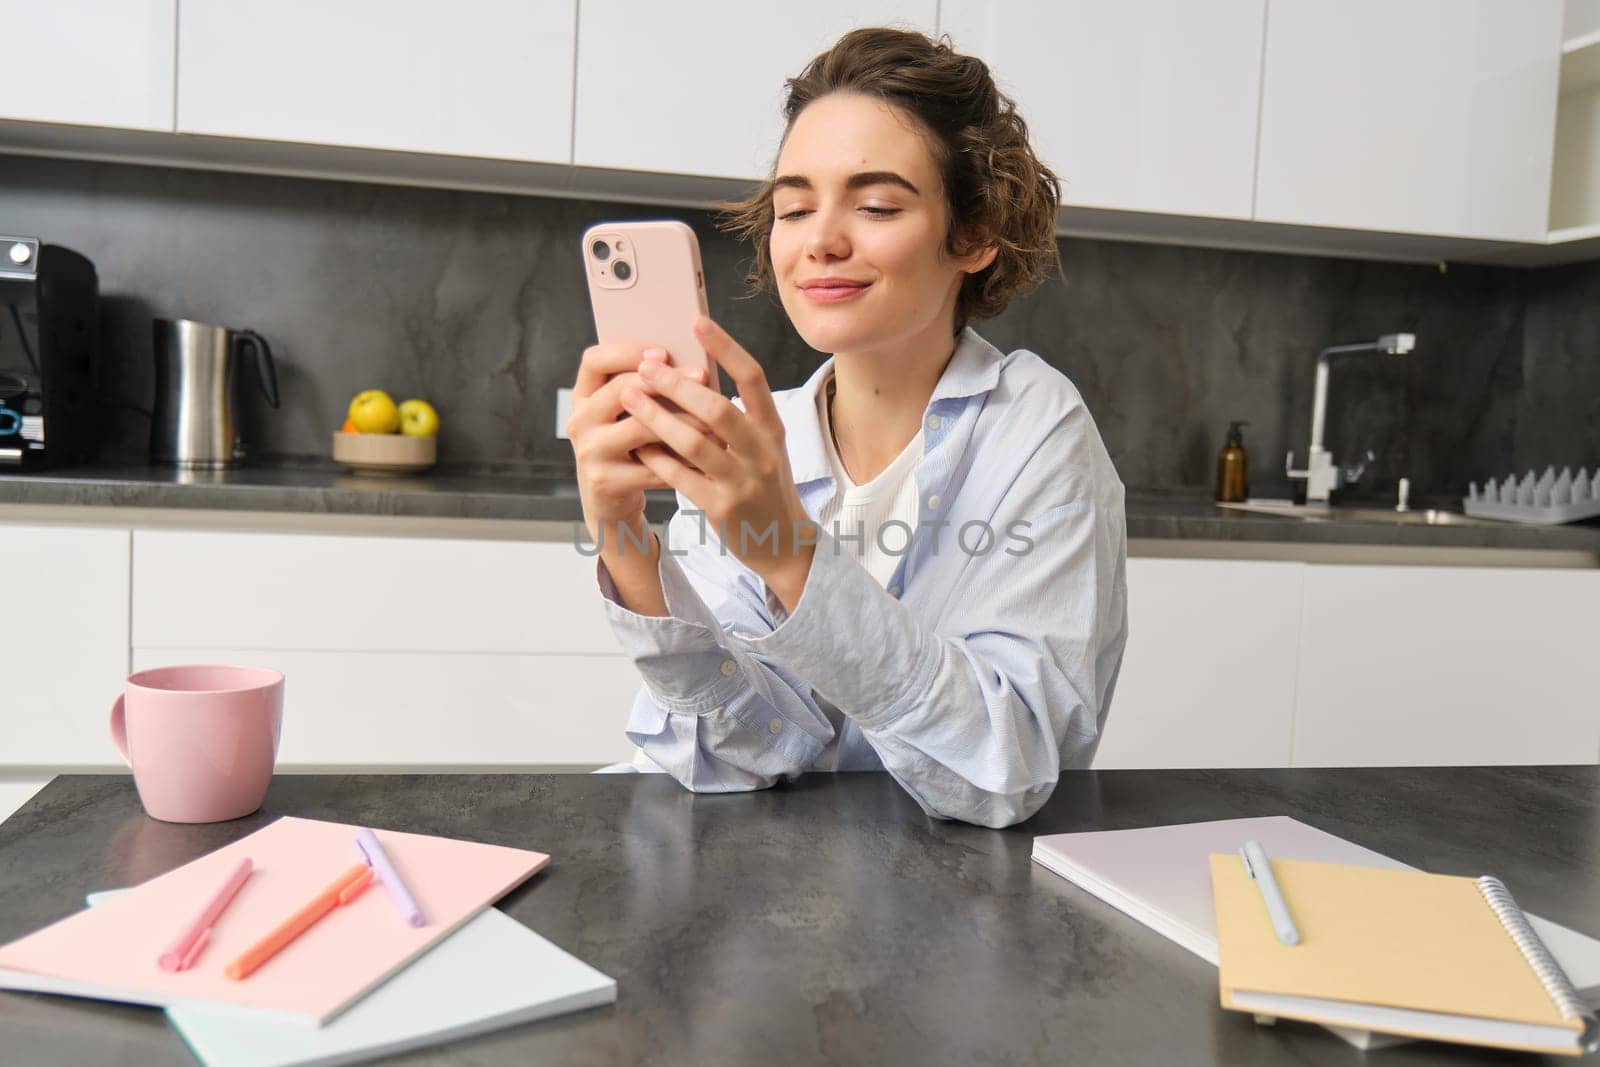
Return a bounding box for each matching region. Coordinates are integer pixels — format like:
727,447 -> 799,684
0,236 -> 100,471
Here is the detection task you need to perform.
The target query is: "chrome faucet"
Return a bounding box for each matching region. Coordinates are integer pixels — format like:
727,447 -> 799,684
1286,333 -> 1415,504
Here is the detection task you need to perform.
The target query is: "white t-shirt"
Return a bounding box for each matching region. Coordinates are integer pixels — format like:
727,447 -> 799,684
812,368 -> 923,589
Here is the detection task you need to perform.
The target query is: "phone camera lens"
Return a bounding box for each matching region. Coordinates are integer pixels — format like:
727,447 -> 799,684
591,240 -> 611,261
614,260 -> 632,281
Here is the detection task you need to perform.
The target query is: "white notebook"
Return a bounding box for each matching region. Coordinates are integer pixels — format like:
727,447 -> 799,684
1031,816 -> 1600,1051
86,891 -> 615,1067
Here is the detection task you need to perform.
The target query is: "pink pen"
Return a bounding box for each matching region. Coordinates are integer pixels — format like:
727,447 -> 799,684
158,857 -> 254,972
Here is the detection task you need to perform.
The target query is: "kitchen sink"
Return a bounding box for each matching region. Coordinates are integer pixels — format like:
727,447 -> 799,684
1332,507 -> 1490,526
1216,501 -> 1493,526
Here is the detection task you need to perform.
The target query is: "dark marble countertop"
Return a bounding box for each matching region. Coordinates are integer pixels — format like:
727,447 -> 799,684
3,459 -> 1600,554
1,769 -> 1595,1065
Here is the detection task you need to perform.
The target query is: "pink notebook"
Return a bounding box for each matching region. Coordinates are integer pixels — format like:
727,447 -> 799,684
0,816 -> 549,1025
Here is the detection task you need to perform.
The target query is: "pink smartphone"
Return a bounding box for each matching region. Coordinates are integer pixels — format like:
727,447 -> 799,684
581,219 -> 720,391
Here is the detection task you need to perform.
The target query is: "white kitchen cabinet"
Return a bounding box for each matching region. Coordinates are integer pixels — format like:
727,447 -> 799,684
940,0 -> 1267,220
1293,565 -> 1600,767
0,0 -> 175,131
132,530 -> 619,655
176,0 -> 575,163
131,648 -> 642,766
0,526 -> 129,764
129,528 -> 643,767
1093,558 -> 1303,769
573,1 -> 937,180
1255,0 -> 1564,242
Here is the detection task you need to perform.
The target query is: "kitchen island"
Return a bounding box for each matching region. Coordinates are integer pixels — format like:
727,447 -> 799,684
3,459 -> 1598,778
1,768 -> 1596,1065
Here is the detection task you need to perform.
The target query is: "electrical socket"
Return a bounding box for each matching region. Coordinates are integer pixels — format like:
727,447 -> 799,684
555,388 -> 574,439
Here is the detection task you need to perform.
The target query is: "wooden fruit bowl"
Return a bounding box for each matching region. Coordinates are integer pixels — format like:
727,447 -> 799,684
332,431 -> 437,475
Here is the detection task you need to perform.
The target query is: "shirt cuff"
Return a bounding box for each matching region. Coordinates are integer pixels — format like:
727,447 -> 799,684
597,553 -> 743,713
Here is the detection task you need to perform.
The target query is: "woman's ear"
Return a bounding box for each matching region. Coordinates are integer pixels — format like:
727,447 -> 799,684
953,228 -> 999,275
963,244 -> 999,275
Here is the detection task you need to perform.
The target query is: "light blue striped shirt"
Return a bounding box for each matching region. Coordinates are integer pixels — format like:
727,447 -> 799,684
594,326 -> 1128,828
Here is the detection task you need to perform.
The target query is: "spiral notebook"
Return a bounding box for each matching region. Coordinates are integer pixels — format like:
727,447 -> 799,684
1030,815 -> 1600,1051
1211,856 -> 1600,1057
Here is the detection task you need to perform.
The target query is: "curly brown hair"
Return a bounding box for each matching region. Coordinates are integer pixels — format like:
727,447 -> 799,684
714,26 -> 1062,336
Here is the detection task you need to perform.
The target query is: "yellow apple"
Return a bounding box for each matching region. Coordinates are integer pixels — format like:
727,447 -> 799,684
398,398 -> 440,438
348,389 -> 400,434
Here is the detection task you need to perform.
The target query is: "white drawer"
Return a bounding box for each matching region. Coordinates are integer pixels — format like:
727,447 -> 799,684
1292,565 -> 1600,767
132,530 -> 623,654
131,648 -> 644,767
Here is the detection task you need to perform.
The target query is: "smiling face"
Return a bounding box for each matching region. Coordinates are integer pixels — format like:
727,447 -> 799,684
769,92 -> 994,357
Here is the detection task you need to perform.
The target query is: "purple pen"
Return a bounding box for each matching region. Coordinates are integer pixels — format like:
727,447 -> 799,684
355,828 -> 426,926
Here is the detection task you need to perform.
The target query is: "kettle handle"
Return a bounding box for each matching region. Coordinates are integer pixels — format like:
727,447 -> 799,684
235,330 -> 280,409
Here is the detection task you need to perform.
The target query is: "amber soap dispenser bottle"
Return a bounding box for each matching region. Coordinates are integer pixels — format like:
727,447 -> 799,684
1215,420 -> 1249,502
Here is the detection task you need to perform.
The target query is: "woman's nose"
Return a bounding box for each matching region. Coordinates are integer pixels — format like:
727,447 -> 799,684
804,212 -> 851,260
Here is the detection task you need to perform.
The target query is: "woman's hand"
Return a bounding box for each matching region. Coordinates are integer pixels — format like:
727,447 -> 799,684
617,316 -> 817,612
568,341 -> 709,551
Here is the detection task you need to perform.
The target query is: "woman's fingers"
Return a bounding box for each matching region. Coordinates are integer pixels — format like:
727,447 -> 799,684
569,364 -> 712,437
691,317 -> 784,435
634,438 -> 716,503
574,342 -> 700,401
581,407 -> 683,463
632,358 -> 760,458
620,384 -> 737,480
574,342 -> 656,401
588,457 -> 669,495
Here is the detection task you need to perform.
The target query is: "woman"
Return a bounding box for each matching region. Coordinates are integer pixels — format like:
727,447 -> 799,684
567,27 -> 1127,829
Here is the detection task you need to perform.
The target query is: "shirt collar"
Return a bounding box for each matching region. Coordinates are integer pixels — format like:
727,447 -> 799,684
780,326 -> 1004,487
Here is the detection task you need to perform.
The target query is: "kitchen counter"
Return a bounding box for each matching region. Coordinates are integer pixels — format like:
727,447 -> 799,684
1,768 -> 1596,1065
3,459 -> 1600,557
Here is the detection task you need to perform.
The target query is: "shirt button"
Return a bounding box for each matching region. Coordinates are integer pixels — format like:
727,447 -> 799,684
768,718 -> 783,735
926,413 -> 941,431
720,659 -> 737,677
887,584 -> 901,598
927,494 -> 941,510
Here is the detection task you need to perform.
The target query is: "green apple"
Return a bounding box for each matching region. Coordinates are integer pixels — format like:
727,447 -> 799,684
398,398 -> 440,438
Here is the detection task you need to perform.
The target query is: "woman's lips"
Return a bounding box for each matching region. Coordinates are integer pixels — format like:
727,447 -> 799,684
802,282 -> 871,304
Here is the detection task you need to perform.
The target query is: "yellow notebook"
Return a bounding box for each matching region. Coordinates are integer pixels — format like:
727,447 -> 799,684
1210,854 -> 1600,1057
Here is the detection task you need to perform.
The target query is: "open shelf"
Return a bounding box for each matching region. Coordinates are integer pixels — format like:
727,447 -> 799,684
1549,31 -> 1600,237
1561,29 -> 1600,93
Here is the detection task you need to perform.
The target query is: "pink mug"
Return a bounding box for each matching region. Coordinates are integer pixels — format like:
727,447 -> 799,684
109,664 -> 284,823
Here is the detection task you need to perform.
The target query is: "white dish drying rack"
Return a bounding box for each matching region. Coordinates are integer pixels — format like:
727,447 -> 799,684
1464,466 -> 1600,525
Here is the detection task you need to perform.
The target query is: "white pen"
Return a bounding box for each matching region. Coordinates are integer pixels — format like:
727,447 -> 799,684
1240,840 -> 1300,946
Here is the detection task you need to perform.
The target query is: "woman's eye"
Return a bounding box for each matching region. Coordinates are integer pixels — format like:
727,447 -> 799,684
775,206 -> 901,221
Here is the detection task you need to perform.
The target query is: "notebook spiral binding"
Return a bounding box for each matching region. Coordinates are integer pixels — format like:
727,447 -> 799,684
1476,876 -> 1600,1053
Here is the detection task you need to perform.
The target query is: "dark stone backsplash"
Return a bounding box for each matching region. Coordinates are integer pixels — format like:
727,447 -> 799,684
1,152 -> 1595,498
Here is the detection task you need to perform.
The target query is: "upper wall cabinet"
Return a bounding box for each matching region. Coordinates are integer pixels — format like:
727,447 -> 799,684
1255,0 -> 1564,243
176,0 -> 575,163
0,0 -> 175,131
940,1 -> 1268,220
573,2 -> 937,180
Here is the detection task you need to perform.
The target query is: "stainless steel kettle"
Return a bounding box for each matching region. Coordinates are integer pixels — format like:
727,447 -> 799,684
150,318 -> 280,468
